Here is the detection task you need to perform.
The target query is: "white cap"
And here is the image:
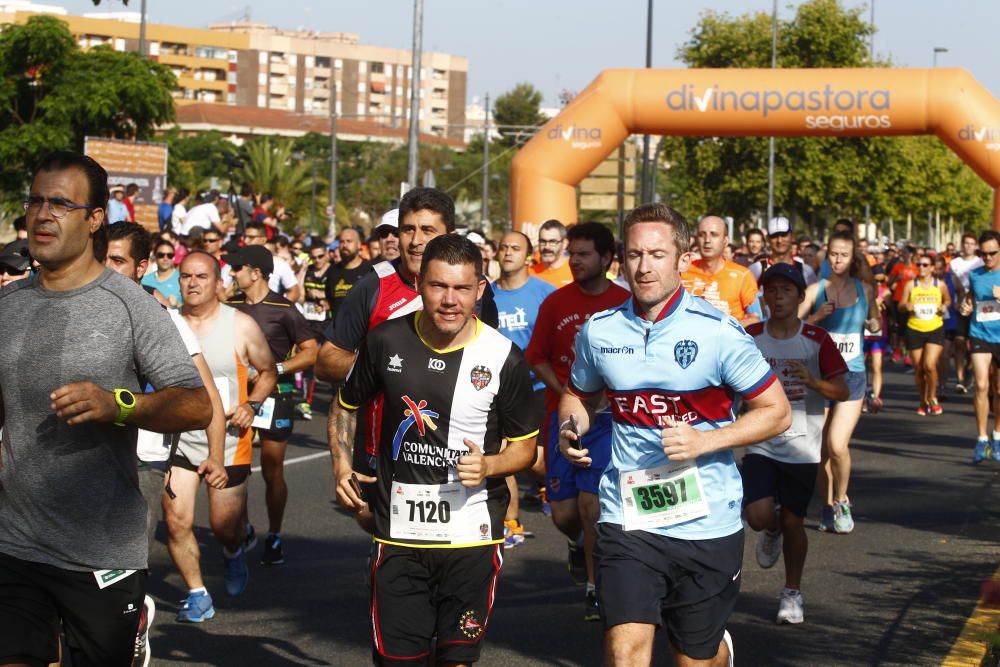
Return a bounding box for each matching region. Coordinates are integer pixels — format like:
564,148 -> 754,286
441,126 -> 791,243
767,216 -> 791,236
465,231 -> 486,245
377,208 -> 399,230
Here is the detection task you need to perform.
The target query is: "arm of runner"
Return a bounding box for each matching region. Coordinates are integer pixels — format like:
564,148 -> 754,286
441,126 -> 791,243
456,436 -> 537,487
557,390 -> 603,467
863,282 -> 881,333
661,381 -> 789,461
940,281 -> 952,314
330,331 -> 382,511
281,338 -> 318,374
798,282 -> 820,321
191,352 -> 228,489
739,270 -> 762,327
788,360 -> 849,402
229,312 -> 277,430
899,281 -> 914,312
315,342 -> 357,383
51,383 -> 211,431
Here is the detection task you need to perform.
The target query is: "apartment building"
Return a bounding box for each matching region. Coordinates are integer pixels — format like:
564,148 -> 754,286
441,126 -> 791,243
0,2 -> 468,141
211,21 -> 467,141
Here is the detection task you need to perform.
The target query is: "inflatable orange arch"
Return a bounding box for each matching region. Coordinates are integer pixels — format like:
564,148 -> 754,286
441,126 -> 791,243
510,68 -> 1000,233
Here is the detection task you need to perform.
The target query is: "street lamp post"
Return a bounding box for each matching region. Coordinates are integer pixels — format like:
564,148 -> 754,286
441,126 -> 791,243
138,0 -> 147,57
407,0 -> 424,190
933,46 -> 948,67
767,0 -> 778,223
329,110 -> 337,235
481,93 -> 490,228
641,0 -> 653,203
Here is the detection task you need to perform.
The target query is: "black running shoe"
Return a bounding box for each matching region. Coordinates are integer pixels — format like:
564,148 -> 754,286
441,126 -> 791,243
261,534 -> 284,566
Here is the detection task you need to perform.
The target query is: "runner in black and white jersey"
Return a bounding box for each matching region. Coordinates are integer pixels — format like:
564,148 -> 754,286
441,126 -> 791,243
331,235 -> 540,666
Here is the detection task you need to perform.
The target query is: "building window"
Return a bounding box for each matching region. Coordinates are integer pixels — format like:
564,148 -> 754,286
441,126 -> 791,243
371,62 -> 384,74
334,58 -> 343,69
258,52 -> 268,65
357,82 -> 365,93
316,56 -> 330,68
258,94 -> 266,106
358,61 -> 367,74
305,55 -> 315,68
228,93 -> 236,104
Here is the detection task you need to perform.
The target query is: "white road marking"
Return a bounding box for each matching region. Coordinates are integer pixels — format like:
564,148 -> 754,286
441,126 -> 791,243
251,450 -> 328,473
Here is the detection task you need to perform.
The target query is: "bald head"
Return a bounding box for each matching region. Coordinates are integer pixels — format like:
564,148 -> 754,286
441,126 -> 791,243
697,215 -> 729,260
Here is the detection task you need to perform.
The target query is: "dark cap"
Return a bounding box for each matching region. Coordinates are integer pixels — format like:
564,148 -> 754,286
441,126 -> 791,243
222,245 -> 273,276
760,262 -> 806,294
0,239 -> 30,273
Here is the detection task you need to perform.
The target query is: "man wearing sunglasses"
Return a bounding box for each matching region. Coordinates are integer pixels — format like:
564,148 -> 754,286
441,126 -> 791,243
0,151 -> 212,667
960,231 -> 1000,463
141,239 -> 183,308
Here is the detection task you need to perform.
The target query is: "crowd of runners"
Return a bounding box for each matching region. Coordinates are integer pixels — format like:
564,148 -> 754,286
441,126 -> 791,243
0,150 -> 998,667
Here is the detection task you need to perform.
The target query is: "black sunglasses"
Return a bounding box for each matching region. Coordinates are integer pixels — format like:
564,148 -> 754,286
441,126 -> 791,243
203,237 -> 221,243
1,266 -> 27,276
156,252 -> 175,259
981,250 -> 1000,258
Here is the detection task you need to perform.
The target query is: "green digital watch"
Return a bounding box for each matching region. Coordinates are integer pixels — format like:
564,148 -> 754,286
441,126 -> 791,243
113,388 -> 137,426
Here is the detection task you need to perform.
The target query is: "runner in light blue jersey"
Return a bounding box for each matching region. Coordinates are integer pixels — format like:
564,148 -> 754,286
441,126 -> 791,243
558,203 -> 791,667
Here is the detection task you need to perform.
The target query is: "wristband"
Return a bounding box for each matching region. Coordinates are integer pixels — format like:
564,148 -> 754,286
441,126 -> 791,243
113,388 -> 137,426
247,400 -> 263,415
276,362 -> 285,375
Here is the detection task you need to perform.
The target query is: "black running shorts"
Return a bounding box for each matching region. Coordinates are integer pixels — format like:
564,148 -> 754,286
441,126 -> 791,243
257,393 -> 295,442
170,451 -> 251,488
0,552 -> 146,667
970,336 -> 1000,362
595,523 -> 743,661
905,325 -> 945,350
741,453 -> 818,518
370,542 -> 503,666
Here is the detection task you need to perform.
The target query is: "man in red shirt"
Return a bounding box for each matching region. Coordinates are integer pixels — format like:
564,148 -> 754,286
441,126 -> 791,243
889,245 -> 919,362
682,215 -> 760,327
526,222 -> 630,620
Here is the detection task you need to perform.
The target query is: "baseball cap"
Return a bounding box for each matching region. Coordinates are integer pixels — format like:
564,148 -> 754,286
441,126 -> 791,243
0,239 -> 30,273
377,209 -> 399,231
760,262 -> 806,294
767,216 -> 792,236
222,245 -> 273,276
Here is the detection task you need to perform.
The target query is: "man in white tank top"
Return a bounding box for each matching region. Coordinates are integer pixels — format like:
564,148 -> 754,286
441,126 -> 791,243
165,251 -> 278,623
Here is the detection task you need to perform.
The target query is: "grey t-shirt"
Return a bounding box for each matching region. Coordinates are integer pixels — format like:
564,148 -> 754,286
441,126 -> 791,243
0,268 -> 203,571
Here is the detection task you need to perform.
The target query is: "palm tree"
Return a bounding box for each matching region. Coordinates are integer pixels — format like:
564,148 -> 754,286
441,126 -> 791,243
236,137 -> 319,226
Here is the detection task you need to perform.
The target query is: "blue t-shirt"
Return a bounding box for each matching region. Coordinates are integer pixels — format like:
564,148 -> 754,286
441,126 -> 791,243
141,269 -> 183,305
969,266 -> 1000,343
493,276 -> 556,392
107,198 -> 129,223
158,202 -> 174,231
570,288 -> 775,540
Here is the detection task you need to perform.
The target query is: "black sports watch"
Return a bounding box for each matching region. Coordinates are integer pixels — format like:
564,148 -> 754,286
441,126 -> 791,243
247,400 -> 263,415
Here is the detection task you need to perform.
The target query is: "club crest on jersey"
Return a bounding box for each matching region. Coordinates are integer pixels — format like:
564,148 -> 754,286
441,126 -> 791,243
391,395 -> 440,460
479,522 -> 490,537
459,610 -> 483,639
470,365 -> 492,391
674,340 -> 698,369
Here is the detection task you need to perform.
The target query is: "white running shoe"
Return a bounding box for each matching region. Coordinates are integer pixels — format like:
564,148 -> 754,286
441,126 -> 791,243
722,629 -> 734,667
777,589 -> 804,624
756,528 -> 782,569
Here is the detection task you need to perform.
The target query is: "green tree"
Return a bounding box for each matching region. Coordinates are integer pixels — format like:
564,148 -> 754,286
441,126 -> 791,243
0,15 -> 175,217
493,83 -> 545,147
235,136 -> 316,227
661,0 -> 992,236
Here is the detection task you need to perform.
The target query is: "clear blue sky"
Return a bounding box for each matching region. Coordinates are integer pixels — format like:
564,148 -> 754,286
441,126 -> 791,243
60,0 -> 1000,106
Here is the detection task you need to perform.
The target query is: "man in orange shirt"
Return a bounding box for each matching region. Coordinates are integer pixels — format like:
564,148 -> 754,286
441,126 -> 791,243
531,219 -> 574,287
682,215 -> 761,327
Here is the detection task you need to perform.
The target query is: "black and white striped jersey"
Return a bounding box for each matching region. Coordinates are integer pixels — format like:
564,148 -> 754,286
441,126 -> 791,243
339,312 -> 540,548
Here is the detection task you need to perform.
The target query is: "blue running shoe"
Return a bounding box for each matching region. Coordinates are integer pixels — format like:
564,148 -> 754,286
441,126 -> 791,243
833,500 -> 855,534
974,439 -> 989,464
817,505 -> 835,532
176,591 -> 214,623
224,549 -> 249,597
992,441 -> 1000,462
